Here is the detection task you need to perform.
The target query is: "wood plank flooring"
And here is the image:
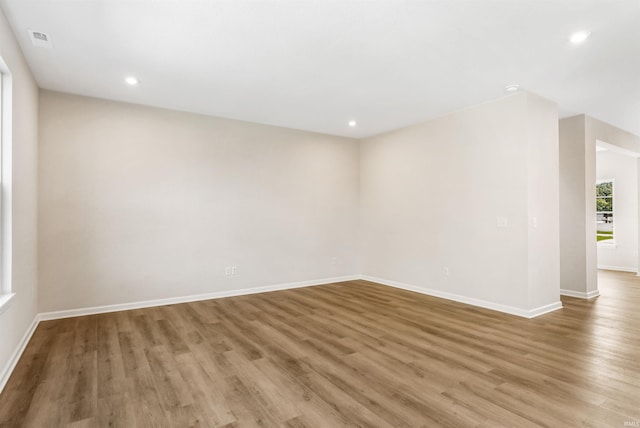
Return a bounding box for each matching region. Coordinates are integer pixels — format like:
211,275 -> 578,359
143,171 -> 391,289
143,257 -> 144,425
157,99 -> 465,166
1,270 -> 639,427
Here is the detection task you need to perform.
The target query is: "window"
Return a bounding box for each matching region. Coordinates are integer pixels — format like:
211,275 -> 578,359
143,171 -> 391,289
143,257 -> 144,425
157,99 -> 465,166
596,179 -> 614,243
0,58 -> 14,313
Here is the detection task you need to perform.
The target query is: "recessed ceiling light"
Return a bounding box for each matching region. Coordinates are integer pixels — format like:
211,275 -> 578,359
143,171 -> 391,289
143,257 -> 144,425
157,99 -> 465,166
570,31 -> 591,44
125,76 -> 139,86
348,120 -> 357,127
505,84 -> 520,93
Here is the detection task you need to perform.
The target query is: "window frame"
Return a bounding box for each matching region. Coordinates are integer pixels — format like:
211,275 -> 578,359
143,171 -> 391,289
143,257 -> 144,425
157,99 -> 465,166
596,178 -> 615,246
0,57 -> 14,314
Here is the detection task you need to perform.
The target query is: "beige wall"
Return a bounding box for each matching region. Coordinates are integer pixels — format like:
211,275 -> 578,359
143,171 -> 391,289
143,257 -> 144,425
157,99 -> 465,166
525,94 -> 561,309
587,116 -> 640,155
40,90 -> 563,318
38,91 -> 360,312
0,8 -> 39,386
359,92 -> 560,314
559,115 -> 591,294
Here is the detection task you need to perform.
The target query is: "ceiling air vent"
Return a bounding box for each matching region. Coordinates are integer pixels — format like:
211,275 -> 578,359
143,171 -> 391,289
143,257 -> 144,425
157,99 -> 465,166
28,30 -> 53,48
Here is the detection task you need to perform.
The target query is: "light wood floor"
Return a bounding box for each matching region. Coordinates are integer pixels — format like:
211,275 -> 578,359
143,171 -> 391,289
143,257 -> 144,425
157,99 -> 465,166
1,271 -> 639,427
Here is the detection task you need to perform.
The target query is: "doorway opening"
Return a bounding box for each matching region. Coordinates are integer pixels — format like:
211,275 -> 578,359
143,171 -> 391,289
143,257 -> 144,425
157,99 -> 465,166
595,140 -> 639,274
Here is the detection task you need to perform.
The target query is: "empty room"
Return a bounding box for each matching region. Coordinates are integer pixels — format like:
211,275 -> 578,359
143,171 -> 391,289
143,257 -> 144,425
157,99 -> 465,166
0,0 -> 639,427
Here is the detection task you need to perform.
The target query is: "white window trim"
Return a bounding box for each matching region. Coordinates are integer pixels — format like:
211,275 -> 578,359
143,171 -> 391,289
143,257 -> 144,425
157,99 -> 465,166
0,293 -> 14,315
596,178 -> 615,247
0,56 -> 13,313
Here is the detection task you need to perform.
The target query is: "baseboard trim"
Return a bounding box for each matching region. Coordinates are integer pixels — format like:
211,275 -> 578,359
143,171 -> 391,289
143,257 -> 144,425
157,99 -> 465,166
360,275 -> 563,319
527,301 -> 565,318
38,275 -> 360,321
0,315 -> 40,394
560,289 -> 600,299
597,265 -> 637,273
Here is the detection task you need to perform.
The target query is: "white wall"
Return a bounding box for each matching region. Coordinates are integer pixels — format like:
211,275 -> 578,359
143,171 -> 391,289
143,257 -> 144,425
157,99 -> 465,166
0,7 -> 39,387
596,150 -> 638,272
359,92 -> 560,315
38,91 -> 360,312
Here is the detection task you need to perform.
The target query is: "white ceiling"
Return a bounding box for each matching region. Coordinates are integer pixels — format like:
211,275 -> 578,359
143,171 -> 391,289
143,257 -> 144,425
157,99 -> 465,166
1,0 -> 638,138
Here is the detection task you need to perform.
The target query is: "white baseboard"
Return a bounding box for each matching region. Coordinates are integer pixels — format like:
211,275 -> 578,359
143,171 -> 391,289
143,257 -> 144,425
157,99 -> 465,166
560,289 -> 600,299
597,265 -> 637,273
38,275 -> 359,321
360,275 -> 563,319
527,301 -> 565,317
0,315 -> 40,394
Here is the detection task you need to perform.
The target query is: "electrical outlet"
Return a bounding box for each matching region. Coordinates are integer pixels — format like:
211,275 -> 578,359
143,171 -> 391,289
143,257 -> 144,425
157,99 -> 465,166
443,267 -> 449,277
496,217 -> 509,228
231,266 -> 237,275
225,266 -> 231,276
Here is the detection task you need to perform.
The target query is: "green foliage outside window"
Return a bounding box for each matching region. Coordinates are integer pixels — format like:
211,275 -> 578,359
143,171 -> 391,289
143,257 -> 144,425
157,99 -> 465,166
596,181 -> 613,242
